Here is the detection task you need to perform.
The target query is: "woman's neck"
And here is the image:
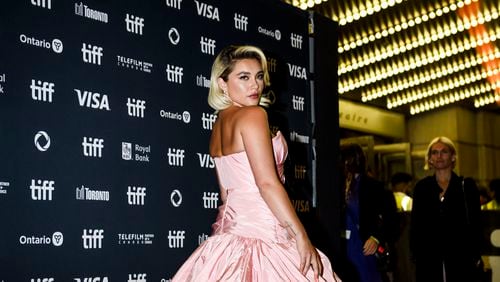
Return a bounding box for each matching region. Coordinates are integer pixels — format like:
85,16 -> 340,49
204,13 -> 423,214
435,170 -> 452,192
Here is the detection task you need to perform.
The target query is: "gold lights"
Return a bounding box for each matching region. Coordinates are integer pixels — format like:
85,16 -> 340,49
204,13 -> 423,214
282,0 -> 500,115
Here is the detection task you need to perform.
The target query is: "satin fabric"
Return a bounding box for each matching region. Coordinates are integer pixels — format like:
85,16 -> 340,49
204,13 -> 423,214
172,131 -> 341,281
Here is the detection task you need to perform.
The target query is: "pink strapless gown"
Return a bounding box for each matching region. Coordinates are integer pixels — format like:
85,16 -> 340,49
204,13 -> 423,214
172,131 -> 341,281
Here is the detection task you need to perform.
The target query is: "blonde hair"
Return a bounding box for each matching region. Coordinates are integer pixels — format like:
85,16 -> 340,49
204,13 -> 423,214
208,45 -> 270,111
424,136 -> 457,170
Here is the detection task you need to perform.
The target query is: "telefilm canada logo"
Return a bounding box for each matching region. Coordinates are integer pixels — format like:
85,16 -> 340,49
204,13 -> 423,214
118,233 -> 154,245
117,55 -> 152,73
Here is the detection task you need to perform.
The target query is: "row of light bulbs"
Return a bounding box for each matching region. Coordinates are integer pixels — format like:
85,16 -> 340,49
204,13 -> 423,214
291,0 -> 328,10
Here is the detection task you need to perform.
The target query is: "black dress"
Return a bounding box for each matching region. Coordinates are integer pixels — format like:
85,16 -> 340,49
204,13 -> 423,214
410,172 -> 481,282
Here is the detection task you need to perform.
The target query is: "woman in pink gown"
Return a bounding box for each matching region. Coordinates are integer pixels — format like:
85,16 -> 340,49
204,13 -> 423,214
172,45 -> 341,281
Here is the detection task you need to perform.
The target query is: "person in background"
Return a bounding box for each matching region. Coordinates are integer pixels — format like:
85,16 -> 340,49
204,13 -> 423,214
171,45 -> 340,281
478,185 -> 492,206
339,143 -> 399,282
410,136 -> 482,282
390,172 -> 416,282
482,178 -> 500,210
390,172 -> 414,212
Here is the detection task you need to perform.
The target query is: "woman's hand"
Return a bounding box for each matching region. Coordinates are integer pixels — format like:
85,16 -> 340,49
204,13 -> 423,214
296,233 -> 323,279
363,236 -> 378,255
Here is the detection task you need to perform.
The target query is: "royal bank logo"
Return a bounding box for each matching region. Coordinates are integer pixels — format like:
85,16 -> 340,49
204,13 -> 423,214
0,73 -> 5,95
165,0 -> 182,10
290,131 -> 310,144
82,137 -> 104,158
19,231 -> 63,246
127,186 -> 146,205
194,0 -> 219,21
128,274 -> 147,282
0,181 -> 9,195
19,34 -> 63,53
287,63 -> 307,80
292,95 -> 305,111
118,233 -> 154,245
122,142 -> 151,162
200,36 -> 216,55
30,179 -> 55,201
75,88 -> 110,111
74,277 -> 109,282
75,2 -> 109,23
76,185 -> 110,201
170,189 -> 182,207
290,33 -> 303,49
34,131 -> 51,151
159,109 -> 191,123
197,153 -> 214,168
167,230 -> 185,248
82,229 -> 104,249
202,191 -> 218,209
201,112 -> 216,130
165,64 -> 183,84
127,98 -> 146,118
258,26 -> 281,41
234,13 -> 248,31
125,13 -> 144,35
167,148 -> 185,166
31,79 -> 54,102
81,43 -> 103,65
31,0 -> 51,9
168,27 -> 180,45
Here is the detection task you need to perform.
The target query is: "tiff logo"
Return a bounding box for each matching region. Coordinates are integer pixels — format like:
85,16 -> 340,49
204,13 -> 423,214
126,98 -> 146,118
31,0 -> 51,9
82,137 -> 104,157
31,79 -> 54,102
292,95 -> 305,111
165,0 -> 182,10
127,186 -> 146,205
234,13 -> 248,31
30,279 -> 54,282
165,64 -> 183,84
197,153 -> 214,168
75,89 -> 110,111
167,148 -> 185,166
30,179 -> 55,201
201,112 -> 216,130
267,58 -> 277,73
82,229 -> 104,249
168,230 -> 185,248
202,192 -> 218,209
128,274 -> 146,282
82,43 -> 103,65
290,33 -> 303,49
295,165 -> 306,180
200,36 -> 216,55
125,14 -> 144,35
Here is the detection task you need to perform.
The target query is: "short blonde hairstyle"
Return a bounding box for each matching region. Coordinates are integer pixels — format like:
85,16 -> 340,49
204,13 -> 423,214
424,136 -> 457,170
208,45 -> 270,111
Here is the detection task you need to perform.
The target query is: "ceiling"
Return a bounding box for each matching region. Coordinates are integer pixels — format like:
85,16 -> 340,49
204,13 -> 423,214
281,0 -> 500,116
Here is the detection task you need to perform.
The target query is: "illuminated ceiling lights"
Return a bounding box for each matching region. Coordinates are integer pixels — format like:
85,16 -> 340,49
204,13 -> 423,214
291,0 -> 329,10
283,0 -> 500,115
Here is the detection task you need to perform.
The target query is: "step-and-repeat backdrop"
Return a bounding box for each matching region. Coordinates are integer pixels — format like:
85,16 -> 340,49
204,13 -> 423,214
0,0 -> 317,280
